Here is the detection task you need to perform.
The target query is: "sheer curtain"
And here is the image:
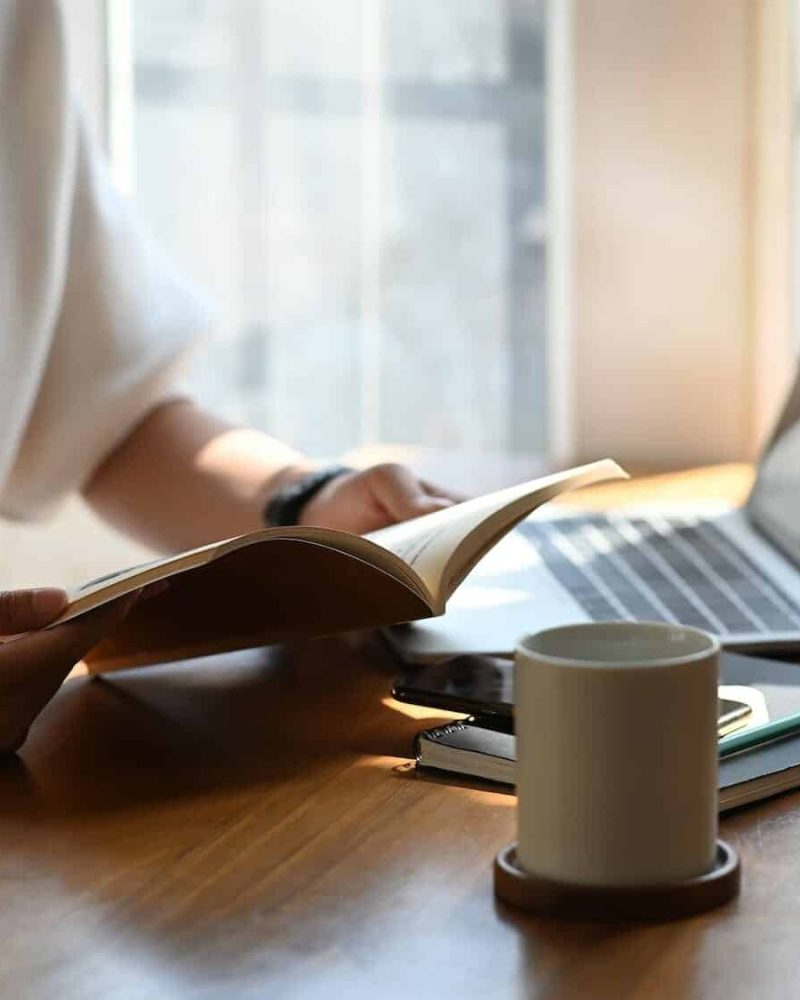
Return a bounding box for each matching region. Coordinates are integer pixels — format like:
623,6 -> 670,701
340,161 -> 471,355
116,0 -> 548,458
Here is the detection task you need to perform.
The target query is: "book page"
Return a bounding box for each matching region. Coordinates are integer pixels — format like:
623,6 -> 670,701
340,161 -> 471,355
56,461 -> 623,648
57,525 -> 430,627
83,537 -> 433,672
60,537 -> 239,618
366,460 -> 627,608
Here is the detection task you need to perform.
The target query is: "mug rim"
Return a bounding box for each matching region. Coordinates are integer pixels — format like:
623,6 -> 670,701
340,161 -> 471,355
517,620 -> 720,669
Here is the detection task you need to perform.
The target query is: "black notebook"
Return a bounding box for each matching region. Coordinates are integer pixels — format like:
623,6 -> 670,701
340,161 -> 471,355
414,653 -> 800,812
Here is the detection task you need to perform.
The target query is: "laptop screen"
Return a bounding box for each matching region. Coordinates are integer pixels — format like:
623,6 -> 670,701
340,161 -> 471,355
747,367 -> 800,566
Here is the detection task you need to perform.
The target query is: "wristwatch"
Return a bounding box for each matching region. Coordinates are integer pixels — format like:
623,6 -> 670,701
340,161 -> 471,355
263,465 -> 354,527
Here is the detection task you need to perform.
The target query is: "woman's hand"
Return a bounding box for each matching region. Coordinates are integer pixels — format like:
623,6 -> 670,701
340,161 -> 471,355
0,587 -> 139,753
298,463 -> 463,534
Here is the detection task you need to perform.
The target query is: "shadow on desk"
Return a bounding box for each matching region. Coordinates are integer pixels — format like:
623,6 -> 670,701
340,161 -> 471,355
0,636 -> 531,998
5,635 -> 451,821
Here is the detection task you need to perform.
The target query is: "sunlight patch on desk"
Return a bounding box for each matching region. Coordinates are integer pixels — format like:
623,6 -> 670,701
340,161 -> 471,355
381,697 -> 463,722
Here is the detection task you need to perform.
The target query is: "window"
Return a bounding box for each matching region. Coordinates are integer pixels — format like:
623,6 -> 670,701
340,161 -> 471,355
113,0 -> 548,457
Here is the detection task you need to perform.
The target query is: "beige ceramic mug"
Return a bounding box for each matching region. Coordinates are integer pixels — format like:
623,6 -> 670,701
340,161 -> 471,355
515,621 -> 720,887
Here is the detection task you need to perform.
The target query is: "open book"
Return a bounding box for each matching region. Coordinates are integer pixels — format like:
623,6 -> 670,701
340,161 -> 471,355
55,459 -> 625,671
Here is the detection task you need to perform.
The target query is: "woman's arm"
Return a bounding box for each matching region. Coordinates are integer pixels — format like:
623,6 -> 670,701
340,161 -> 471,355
83,399 -> 457,551
0,407 -> 457,755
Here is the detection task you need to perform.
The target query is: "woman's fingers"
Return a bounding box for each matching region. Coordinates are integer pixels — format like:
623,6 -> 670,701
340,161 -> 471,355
367,464 -> 456,522
419,479 -> 468,504
0,588 -> 68,636
0,592 -> 140,753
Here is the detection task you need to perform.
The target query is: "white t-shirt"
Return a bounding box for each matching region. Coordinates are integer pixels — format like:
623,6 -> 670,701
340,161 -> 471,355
0,0 -> 206,520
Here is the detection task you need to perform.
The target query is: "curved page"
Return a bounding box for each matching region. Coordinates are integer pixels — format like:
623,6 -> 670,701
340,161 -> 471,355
366,460 -> 627,611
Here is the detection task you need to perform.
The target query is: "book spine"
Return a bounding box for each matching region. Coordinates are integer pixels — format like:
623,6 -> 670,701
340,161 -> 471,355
412,719 -> 470,759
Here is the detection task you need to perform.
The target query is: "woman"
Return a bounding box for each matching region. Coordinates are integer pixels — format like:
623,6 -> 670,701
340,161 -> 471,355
0,0 -> 455,751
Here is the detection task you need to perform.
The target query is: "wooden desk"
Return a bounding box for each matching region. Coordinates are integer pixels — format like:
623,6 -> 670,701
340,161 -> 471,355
6,465 -> 800,1000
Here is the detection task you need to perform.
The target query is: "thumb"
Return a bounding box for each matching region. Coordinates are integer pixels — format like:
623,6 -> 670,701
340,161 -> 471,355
0,588 -> 69,635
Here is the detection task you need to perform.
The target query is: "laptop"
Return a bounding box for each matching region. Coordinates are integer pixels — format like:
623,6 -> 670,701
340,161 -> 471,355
387,366 -> 800,661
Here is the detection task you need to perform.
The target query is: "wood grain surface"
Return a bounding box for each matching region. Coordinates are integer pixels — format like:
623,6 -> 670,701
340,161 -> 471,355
4,464 -> 799,1000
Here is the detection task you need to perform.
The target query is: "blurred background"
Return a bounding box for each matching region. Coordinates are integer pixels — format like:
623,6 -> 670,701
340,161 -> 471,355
126,0 -> 548,459
0,0 -> 796,588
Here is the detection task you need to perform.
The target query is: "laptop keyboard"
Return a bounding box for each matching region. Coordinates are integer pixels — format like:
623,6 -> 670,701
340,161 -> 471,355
518,513 -> 800,636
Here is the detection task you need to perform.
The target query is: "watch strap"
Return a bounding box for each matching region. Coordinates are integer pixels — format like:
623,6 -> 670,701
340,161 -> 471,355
263,465 -> 354,527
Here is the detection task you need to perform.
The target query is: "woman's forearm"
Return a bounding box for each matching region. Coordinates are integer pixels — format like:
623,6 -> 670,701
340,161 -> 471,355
83,399 -> 314,552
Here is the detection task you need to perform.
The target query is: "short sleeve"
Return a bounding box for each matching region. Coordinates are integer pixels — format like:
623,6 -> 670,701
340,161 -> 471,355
0,109 -> 210,520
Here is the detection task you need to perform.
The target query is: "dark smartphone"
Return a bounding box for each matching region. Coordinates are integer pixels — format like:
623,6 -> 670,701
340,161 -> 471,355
393,655 -> 515,718
393,654 -> 753,735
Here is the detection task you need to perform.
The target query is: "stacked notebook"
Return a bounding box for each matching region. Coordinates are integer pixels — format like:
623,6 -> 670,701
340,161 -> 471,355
414,653 -> 800,812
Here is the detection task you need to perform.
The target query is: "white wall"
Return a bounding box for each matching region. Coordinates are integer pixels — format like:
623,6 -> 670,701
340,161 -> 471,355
567,0 -> 794,469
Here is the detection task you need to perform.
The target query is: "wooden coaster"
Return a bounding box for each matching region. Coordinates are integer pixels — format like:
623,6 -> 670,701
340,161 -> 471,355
494,840 -> 740,922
